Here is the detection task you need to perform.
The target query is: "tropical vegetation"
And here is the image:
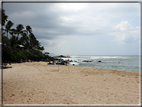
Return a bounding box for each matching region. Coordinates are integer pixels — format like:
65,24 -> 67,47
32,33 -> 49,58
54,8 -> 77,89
1,9 -> 49,64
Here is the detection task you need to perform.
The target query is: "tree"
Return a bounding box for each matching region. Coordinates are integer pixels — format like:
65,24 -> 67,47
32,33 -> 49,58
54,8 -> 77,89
20,32 -> 27,45
2,35 -> 12,61
28,33 -> 44,51
2,9 -> 46,63
45,52 -> 49,54
10,35 -> 19,51
2,9 -> 8,26
29,33 -> 39,49
5,20 -> 14,38
12,24 -> 24,40
24,25 -> 32,50
26,25 -> 32,34
38,46 -> 44,51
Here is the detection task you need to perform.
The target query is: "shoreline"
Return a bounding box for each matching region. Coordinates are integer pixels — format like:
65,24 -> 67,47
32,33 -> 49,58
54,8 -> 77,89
5,61 -> 140,73
3,62 -> 140,104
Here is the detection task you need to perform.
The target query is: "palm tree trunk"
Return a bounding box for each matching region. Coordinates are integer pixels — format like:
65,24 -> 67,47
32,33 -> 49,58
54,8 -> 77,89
7,31 -> 8,38
17,34 -> 19,40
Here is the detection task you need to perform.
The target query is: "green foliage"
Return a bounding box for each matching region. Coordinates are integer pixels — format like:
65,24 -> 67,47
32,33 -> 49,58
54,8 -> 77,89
26,25 -> 32,34
9,53 -> 17,61
9,52 -> 25,62
17,51 -> 26,59
5,20 -> 14,37
2,9 -> 46,63
28,49 -> 34,58
9,35 -> 18,49
2,35 -> 11,46
30,49 -> 45,58
2,35 -> 12,60
2,9 -> 8,26
44,52 -> 49,55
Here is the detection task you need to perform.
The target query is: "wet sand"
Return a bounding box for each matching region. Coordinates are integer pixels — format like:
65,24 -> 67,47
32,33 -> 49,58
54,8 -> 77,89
3,62 -> 140,105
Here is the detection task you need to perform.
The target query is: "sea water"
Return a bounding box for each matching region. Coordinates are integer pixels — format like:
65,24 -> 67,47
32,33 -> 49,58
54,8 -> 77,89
70,55 -> 140,72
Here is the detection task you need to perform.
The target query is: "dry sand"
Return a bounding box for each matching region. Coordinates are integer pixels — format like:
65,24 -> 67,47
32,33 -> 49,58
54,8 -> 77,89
3,62 -> 140,105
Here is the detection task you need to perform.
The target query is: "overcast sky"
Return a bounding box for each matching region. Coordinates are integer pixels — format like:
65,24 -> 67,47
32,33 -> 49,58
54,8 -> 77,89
2,1 -> 140,55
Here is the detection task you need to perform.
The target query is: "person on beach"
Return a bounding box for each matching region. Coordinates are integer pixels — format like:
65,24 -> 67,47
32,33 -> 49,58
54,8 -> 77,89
67,59 -> 69,65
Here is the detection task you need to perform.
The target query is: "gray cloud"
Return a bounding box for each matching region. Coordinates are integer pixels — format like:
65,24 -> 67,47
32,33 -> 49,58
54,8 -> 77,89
2,3 -> 140,55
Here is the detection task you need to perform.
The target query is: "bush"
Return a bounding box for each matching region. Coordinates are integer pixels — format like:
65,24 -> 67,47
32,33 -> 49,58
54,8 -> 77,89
10,53 -> 17,62
30,49 -> 45,58
2,35 -> 12,61
17,51 -> 26,59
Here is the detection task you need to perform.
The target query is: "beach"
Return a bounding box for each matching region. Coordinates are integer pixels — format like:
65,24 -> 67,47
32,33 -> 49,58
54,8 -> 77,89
3,62 -> 140,104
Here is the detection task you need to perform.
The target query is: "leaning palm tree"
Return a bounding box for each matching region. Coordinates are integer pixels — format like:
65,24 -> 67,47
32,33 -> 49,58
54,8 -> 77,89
20,32 -> 29,48
29,33 -> 36,49
26,25 -> 32,34
5,20 -> 14,38
13,24 -> 24,40
24,25 -> 32,50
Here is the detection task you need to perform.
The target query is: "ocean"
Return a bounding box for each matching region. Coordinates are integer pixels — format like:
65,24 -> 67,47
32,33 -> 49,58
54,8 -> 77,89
70,55 -> 140,72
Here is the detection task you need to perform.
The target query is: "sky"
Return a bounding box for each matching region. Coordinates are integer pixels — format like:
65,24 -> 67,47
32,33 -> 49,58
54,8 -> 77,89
2,1 -> 140,56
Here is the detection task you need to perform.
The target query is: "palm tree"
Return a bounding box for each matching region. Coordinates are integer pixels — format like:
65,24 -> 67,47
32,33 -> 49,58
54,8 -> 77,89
9,35 -> 19,51
12,24 -> 24,40
29,33 -> 36,49
26,25 -> 32,34
5,20 -> 14,38
2,9 -> 8,26
20,32 -> 29,48
38,46 -> 44,51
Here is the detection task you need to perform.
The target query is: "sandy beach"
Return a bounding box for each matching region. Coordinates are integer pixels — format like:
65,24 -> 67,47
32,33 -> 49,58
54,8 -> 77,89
3,62 -> 140,104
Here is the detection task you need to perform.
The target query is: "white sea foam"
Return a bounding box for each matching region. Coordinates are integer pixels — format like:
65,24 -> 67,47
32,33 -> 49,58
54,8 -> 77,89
69,55 -> 139,72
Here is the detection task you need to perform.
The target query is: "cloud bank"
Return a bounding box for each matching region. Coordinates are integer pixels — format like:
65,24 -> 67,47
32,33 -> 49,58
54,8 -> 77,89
3,3 -> 140,55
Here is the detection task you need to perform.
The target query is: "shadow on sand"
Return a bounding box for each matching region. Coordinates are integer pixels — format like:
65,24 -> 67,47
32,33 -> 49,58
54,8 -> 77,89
2,66 -> 12,69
